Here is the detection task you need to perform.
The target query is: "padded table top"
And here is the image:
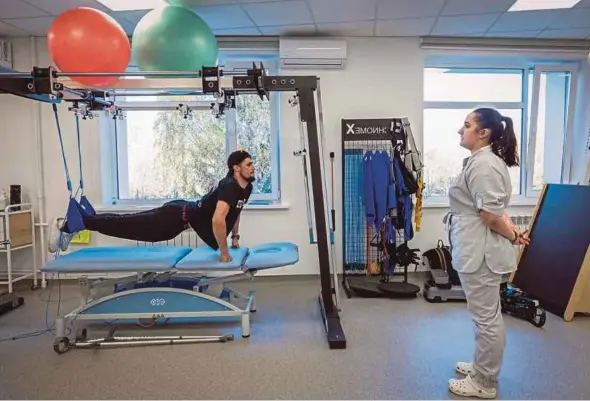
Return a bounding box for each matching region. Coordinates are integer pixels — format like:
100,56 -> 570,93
174,242 -> 299,271
41,246 -> 192,273
243,242 -> 299,270
41,242 -> 300,274
174,246 -> 249,271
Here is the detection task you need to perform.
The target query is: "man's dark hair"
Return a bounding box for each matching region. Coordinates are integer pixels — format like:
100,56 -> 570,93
227,150 -> 252,176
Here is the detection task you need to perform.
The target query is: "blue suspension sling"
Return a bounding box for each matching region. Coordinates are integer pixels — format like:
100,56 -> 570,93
73,112 -> 96,217
52,104 -> 95,234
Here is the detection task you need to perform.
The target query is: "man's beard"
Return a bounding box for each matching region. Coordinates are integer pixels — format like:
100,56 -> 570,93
244,174 -> 255,183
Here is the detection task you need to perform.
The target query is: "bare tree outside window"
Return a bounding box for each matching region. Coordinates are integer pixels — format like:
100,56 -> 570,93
119,94 -> 275,201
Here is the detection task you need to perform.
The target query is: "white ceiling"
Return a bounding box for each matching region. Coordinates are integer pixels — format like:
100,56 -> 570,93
1,0 -> 590,39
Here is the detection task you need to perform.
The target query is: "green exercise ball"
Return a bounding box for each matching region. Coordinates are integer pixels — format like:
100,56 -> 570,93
165,0 -> 198,7
132,5 -> 218,72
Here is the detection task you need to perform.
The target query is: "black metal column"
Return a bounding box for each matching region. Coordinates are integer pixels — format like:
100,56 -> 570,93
298,87 -> 346,350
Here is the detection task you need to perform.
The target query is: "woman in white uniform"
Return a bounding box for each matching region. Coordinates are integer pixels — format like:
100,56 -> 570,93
446,107 -> 530,399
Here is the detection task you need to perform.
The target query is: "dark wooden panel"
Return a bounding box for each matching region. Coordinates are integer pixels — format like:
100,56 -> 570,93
512,184 -> 590,318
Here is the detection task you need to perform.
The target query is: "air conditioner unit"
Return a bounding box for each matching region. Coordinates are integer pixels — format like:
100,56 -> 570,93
279,38 -> 347,70
0,39 -> 12,70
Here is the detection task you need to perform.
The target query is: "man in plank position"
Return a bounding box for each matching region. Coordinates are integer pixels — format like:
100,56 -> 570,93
49,150 -> 255,263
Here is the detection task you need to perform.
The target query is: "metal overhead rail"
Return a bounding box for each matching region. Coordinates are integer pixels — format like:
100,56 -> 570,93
0,63 -> 271,99
0,64 -> 275,116
0,63 -> 347,350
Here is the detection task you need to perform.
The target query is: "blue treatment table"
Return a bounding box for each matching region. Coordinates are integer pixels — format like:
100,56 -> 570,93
41,242 -> 299,353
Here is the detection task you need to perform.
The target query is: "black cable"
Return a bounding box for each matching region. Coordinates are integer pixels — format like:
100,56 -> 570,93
0,271 -> 67,343
1,245 -> 135,344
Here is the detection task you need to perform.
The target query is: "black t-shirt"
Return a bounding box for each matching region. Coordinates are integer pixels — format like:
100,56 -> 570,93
186,176 -> 252,249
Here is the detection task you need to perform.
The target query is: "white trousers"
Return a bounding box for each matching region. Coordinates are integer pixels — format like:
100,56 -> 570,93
457,261 -> 506,389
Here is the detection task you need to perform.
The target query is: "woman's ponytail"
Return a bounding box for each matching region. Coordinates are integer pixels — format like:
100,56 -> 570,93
494,116 -> 519,167
472,108 -> 520,167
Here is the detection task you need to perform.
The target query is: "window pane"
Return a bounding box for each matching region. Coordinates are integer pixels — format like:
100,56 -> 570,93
118,109 -> 226,200
424,68 -> 523,103
528,70 -> 570,190
236,95 -> 273,195
423,108 -> 522,198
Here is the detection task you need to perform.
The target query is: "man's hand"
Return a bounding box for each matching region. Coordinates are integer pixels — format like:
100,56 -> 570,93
213,201 -> 230,258
219,251 -> 232,263
231,237 -> 240,248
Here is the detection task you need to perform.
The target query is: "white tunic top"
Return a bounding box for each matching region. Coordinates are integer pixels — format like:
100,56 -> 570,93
445,145 -> 517,275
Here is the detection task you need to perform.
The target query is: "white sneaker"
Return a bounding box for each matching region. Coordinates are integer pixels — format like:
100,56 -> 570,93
48,218 -> 63,254
59,231 -> 74,252
456,361 -> 476,376
449,375 -> 497,399
47,218 -> 74,253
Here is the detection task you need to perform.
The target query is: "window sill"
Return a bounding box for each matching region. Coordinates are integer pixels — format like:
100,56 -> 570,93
507,197 -> 540,207
422,195 -> 540,209
94,201 -> 290,214
244,202 -> 290,210
422,202 -> 452,209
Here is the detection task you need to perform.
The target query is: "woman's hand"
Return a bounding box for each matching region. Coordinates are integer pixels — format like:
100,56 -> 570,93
480,210 -> 531,246
511,229 -> 530,246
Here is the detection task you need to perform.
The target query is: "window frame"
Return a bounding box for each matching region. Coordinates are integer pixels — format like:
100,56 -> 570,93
99,53 -> 281,208
526,64 -> 578,198
422,59 -> 579,206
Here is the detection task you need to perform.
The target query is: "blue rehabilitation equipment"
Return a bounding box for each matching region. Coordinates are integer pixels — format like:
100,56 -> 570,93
52,104 -> 95,235
41,242 -> 299,354
392,150 -> 414,242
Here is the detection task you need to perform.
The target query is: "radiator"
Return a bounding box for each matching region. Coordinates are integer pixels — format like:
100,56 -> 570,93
135,228 -> 201,248
510,214 -> 532,231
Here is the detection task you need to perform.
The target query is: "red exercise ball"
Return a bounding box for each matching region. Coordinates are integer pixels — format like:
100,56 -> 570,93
47,7 -> 131,87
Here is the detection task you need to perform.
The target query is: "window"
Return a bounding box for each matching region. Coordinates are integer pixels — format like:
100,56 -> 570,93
423,63 -> 578,203
100,54 -> 280,206
527,68 -> 575,193
423,107 -> 522,197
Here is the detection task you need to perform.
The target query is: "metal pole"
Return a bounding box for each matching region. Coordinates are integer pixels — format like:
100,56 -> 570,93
88,334 -> 232,342
294,98 -> 315,244
57,71 -> 203,78
74,336 -> 232,349
4,205 -> 12,294
61,88 -> 112,106
298,84 -> 346,349
30,204 -> 38,288
109,91 -> 207,97
58,77 -> 209,91
316,79 -> 341,310
55,71 -> 246,78
30,37 -> 48,281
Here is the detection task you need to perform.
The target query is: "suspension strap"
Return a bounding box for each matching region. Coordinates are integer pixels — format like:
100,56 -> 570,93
74,113 -> 85,194
113,117 -> 121,198
52,104 -> 73,195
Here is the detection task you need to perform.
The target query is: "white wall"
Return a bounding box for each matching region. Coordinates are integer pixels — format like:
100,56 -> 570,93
1,36 -> 587,279
0,38 -> 37,204
0,38 -> 40,277
571,61 -> 590,184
